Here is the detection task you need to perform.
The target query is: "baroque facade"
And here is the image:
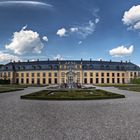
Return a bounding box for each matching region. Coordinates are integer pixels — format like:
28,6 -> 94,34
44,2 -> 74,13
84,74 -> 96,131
0,59 -> 140,85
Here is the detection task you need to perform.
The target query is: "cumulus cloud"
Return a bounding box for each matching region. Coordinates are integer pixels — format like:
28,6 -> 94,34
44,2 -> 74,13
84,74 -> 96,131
109,45 -> 134,57
70,27 -> 79,32
122,5 -> 140,30
5,26 -> 44,55
42,36 -> 48,42
0,51 -> 20,62
53,54 -> 64,60
56,28 -> 67,37
0,1 -> 53,8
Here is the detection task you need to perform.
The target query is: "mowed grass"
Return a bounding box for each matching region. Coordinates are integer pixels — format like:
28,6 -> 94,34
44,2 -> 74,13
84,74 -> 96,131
96,84 -> 140,92
21,89 -> 125,100
0,84 -> 26,93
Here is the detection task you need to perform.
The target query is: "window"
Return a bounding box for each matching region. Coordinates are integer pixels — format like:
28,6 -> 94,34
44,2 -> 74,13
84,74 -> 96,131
26,73 -> 29,77
96,78 -> 99,83
84,72 -> 87,77
134,72 -> 137,77
21,73 -> 24,77
90,78 -> 93,84
122,78 -> 125,84
117,73 -> 120,77
101,78 -> 104,83
107,73 -> 110,77
112,78 -> 115,83
48,73 -> 52,77
43,73 -> 46,77
117,78 -> 120,83
43,78 -> 46,84
101,73 -> 104,77
21,78 -> 24,84
16,79 -> 19,84
54,72 -> 57,77
49,78 -> 51,84
16,73 -> 19,77
61,78 -> 65,83
32,79 -> 34,84
32,73 -> 34,77
90,72 -> 93,77
26,78 -> 29,84
107,78 -> 110,83
96,73 -> 99,77
84,78 -> 87,84
112,73 -> 115,77
77,78 -> 80,83
37,78 -> 40,84
54,78 -> 57,84
61,72 -> 65,77
37,73 -> 40,77
8,72 -> 10,77
77,72 -> 80,77
122,73 -> 125,77
130,72 -> 133,77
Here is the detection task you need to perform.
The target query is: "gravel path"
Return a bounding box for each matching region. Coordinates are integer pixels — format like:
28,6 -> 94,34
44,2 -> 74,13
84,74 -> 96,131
0,86 -> 140,140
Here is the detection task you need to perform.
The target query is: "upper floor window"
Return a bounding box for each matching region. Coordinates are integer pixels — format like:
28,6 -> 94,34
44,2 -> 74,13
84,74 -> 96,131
84,72 -> 87,77
54,72 -> 57,77
101,73 -> 104,77
90,72 -> 93,77
43,73 -> 46,77
49,72 -> 52,77
37,73 -> 40,77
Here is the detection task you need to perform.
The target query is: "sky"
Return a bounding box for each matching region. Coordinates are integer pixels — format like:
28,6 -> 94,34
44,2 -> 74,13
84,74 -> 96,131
0,0 -> 140,65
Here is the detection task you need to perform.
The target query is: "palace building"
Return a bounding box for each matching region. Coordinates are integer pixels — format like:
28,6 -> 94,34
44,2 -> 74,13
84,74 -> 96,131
0,59 -> 140,85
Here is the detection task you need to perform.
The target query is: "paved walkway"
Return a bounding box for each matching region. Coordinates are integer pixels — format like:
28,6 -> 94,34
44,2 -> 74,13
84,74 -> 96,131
0,86 -> 140,140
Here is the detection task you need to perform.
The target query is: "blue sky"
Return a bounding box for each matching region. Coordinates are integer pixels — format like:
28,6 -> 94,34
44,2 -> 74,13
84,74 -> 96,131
0,0 -> 140,65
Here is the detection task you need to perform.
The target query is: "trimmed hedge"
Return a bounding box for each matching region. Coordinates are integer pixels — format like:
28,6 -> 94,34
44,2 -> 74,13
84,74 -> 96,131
21,89 -> 125,100
0,79 -> 10,84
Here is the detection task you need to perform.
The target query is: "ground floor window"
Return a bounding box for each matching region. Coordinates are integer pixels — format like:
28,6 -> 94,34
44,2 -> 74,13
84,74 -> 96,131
21,78 -> 24,84
112,78 -> 115,83
16,78 -> 19,84
43,78 -> 46,84
26,78 -> 29,84
84,78 -> 87,84
122,78 -> 125,84
101,78 -> 104,84
107,78 -> 110,83
32,79 -> 34,84
117,78 -> 120,84
37,78 -> 40,84
90,78 -> 93,84
54,78 -> 57,84
49,78 -> 52,84
96,78 -> 99,83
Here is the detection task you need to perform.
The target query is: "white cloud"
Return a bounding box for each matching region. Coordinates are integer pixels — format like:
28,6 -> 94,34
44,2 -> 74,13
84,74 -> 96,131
109,45 -> 134,57
95,18 -> 100,24
78,41 -> 82,45
42,36 -> 48,42
70,27 -> 78,32
5,26 -> 44,55
0,1 -> 52,7
56,28 -> 67,37
53,54 -> 64,60
0,51 -> 20,62
122,5 -> 140,30
70,19 -> 99,39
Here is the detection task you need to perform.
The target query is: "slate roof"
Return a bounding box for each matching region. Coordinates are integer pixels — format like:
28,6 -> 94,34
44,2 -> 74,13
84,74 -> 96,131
0,60 -> 140,71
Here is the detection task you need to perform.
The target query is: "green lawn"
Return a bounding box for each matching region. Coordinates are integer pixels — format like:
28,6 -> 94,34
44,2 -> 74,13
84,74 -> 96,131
96,84 -> 140,92
118,85 -> 140,92
0,84 -> 26,93
21,89 -> 125,100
